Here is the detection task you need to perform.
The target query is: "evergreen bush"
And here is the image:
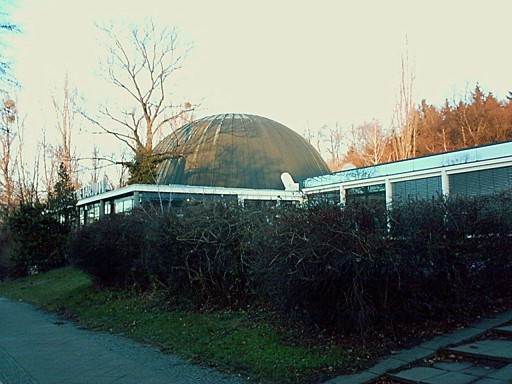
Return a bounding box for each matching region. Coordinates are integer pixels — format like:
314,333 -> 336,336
7,203 -> 69,276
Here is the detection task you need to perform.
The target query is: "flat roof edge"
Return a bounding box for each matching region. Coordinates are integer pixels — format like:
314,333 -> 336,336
77,184 -> 302,206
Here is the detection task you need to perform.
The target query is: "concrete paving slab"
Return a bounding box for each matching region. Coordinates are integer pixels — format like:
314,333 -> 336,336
327,309 -> 512,383
322,371 -> 378,384
472,317 -> 512,330
420,335 -> 460,350
488,363 -> 512,380
461,364 -> 499,378
472,378 -> 510,384
367,357 -> 408,375
423,371 -> 479,384
494,325 -> 512,336
477,339 -> 512,347
389,346 -> 435,363
389,366 -> 446,382
432,361 -> 473,371
491,312 -> 512,325
392,368 -> 481,384
442,326 -> 487,343
448,340 -> 512,362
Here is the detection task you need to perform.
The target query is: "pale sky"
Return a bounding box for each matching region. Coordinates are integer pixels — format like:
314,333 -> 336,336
4,0 -> 512,180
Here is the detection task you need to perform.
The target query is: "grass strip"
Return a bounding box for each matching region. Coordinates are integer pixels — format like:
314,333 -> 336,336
0,267 -> 365,383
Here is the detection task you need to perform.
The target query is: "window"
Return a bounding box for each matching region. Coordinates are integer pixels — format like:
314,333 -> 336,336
114,196 -> 134,213
450,166 -> 512,197
86,203 -> 101,223
104,202 -> 112,215
243,200 -> 278,209
393,176 -> 442,202
346,184 -> 386,205
79,207 -> 86,225
308,190 -> 341,204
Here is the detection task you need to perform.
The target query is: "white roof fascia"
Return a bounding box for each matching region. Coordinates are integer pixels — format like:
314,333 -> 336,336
77,184 -> 303,206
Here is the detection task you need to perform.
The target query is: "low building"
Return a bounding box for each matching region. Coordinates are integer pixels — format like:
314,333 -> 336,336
76,113 -> 512,223
302,140 -> 512,206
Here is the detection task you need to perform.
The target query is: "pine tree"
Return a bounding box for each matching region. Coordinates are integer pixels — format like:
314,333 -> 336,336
48,162 -> 77,226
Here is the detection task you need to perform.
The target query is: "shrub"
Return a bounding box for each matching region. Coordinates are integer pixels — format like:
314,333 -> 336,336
384,194 -> 512,323
71,203 -> 266,309
70,212 -> 147,287
70,192 -> 512,332
0,224 -> 16,280
259,195 -> 512,331
163,203 -> 264,308
6,203 -> 70,277
256,202 -> 389,330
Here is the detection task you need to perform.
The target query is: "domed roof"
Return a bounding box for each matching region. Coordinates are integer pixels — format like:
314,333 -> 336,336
155,113 -> 330,190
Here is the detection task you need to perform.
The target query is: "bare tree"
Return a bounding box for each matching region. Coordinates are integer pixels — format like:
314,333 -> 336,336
109,149 -> 129,189
15,148 -> 41,205
51,75 -> 78,187
90,145 -> 100,185
85,19 -> 194,183
325,122 -> 345,170
358,120 -> 388,166
15,119 -> 41,204
0,97 -> 16,207
391,38 -> 418,161
40,129 -> 58,197
0,97 -> 43,206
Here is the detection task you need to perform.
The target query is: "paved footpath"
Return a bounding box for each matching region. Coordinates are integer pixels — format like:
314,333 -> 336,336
3,295 -> 512,384
325,308 -> 512,384
0,297 -> 246,384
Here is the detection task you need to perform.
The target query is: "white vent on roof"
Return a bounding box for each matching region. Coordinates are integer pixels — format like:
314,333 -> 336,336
281,172 -> 299,191
341,163 -> 356,171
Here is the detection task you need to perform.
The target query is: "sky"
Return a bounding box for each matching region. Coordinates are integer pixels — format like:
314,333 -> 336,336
3,0 -> 512,181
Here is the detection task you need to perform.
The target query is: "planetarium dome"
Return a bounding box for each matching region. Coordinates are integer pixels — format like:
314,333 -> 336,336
154,113 -> 330,190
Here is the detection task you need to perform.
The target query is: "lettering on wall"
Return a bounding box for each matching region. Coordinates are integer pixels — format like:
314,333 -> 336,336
75,180 -> 110,200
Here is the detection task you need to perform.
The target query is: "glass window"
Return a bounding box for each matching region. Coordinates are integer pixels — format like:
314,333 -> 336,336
393,176 -> 442,202
308,190 -> 341,204
79,207 -> 86,225
346,184 -> 386,204
243,200 -> 277,209
450,166 -> 512,197
86,203 -> 100,223
104,201 -> 111,215
114,196 -> 134,213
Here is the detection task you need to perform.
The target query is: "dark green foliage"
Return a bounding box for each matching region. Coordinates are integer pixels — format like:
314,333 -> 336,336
259,202 -> 389,329
2,163 -> 77,277
0,224 -> 15,279
71,203 -> 265,308
169,203 -> 265,308
126,150 -> 160,185
70,213 -> 146,286
47,162 -> 78,227
386,193 -> 512,321
70,193 -> 512,331
6,203 -> 69,276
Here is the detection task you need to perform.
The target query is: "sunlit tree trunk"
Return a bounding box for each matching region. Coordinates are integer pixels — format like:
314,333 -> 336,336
391,39 -> 418,161
0,98 -> 17,209
51,75 -> 78,188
